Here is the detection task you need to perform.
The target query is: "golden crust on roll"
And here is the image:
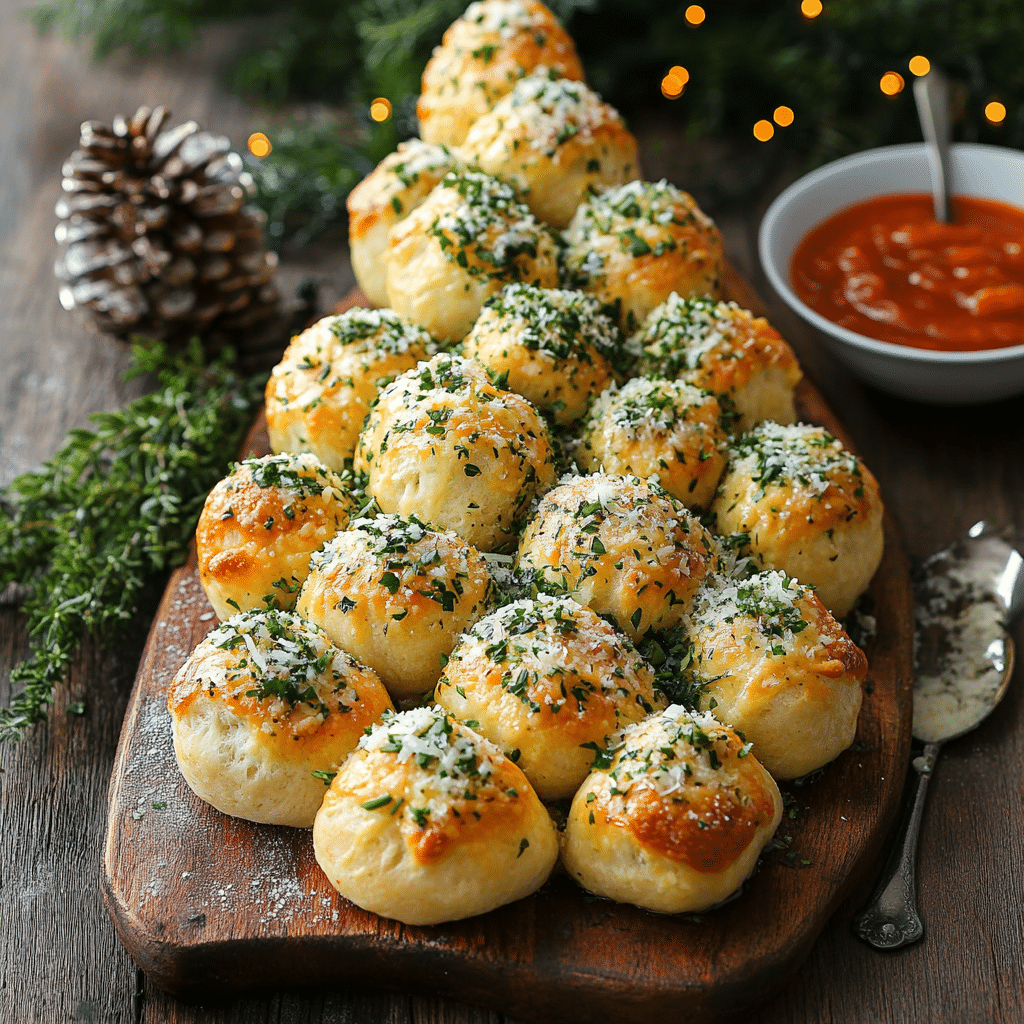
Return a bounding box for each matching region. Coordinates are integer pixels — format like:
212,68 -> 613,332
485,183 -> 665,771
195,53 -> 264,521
709,422 -> 884,618
313,706 -> 559,925
633,294 -> 802,430
383,170 -> 560,344
348,141 -> 461,307
562,706 -> 783,914
516,473 -> 719,641
434,595 -> 666,800
196,453 -> 354,621
356,353 -> 556,551
460,74 -> 640,229
168,609 -> 394,827
462,283 -> 621,424
417,0 -> 585,148
562,180 -> 723,334
577,377 -> 729,511
265,310 -> 438,471
297,513 -> 495,703
686,571 -> 867,780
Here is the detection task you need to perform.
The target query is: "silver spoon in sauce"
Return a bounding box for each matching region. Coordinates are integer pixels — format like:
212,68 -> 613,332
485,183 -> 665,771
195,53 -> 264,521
853,522 -> 1023,949
913,68 -> 954,224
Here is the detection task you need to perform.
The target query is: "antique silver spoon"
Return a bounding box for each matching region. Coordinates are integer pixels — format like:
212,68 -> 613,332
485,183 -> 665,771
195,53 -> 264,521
913,68 -> 954,224
853,522 -> 1024,949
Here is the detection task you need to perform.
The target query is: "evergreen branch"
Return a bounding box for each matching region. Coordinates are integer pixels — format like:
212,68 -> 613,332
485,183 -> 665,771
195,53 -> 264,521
32,0 -> 1024,242
0,337 -> 266,743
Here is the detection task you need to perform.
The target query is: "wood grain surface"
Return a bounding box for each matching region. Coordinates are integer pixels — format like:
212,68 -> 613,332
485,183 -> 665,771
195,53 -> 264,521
2,4 -> 1023,1022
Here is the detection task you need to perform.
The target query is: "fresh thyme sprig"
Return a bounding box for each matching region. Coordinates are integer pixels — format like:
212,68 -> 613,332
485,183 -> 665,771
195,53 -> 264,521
0,337 -> 266,743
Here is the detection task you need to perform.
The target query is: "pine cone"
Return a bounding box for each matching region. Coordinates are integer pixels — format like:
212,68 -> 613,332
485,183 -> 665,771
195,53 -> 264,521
54,105 -> 280,355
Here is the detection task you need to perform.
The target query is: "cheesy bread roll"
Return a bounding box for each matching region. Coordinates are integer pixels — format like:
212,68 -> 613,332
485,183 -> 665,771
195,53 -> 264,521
562,180 -> 723,334
417,0 -> 585,148
687,571 -> 868,780
265,309 -> 438,470
435,595 -> 666,800
383,170 -> 560,343
313,706 -> 559,925
633,294 -> 802,430
516,473 -> 718,641
460,74 -> 640,229
297,513 -> 494,703
348,140 -> 461,307
168,609 -> 394,827
462,283 -> 621,424
562,706 -> 783,914
356,353 -> 556,551
710,422 -> 884,618
196,454 -> 355,621
577,377 -> 729,510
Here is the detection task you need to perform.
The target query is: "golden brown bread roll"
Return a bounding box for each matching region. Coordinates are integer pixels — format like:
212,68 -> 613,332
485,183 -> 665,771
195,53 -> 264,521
434,595 -> 667,800
461,283 -> 621,424
633,294 -> 802,430
460,74 -> 640,228
297,513 -> 495,704
313,705 -> 559,924
709,421 -> 885,618
577,377 -> 730,511
516,473 -> 720,641
168,609 -> 394,827
195,453 -> 355,621
686,570 -> 868,780
265,309 -> 439,471
417,0 -> 585,148
562,180 -> 724,334
382,170 -> 561,343
356,353 -> 556,551
561,705 -> 783,914
348,141 -> 462,307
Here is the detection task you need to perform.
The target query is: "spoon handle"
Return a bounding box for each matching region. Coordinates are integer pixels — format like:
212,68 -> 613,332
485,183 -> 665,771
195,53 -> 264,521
852,741 -> 942,949
913,70 -> 953,224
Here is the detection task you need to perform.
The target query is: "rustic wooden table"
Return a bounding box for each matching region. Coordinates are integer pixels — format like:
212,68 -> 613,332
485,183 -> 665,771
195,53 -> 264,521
2,5 -> 1022,1022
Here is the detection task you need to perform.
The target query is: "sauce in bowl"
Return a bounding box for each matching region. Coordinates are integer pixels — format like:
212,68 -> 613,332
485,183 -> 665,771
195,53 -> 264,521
791,194 -> 1024,351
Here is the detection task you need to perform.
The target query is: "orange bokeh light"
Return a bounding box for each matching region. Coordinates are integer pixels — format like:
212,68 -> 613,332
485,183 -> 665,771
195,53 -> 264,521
753,120 -> 775,142
247,132 -> 272,158
773,105 -> 795,127
661,75 -> 685,99
685,5 -> 706,25
800,0 -> 823,18
880,72 -> 905,96
370,98 -> 392,122
986,101 -> 1007,125
908,55 -> 931,77
661,66 -> 689,99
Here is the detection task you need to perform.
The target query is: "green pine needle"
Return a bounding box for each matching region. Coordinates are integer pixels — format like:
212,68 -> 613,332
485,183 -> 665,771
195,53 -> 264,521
0,337 -> 265,743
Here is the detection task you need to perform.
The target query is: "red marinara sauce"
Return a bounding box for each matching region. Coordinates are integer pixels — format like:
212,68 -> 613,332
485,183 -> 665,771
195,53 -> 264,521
790,193 -> 1024,351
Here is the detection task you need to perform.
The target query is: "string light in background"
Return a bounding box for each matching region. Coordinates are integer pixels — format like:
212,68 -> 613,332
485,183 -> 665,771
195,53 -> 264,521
684,5 -> 705,25
661,65 -> 689,99
880,72 -> 905,96
247,132 -> 272,158
773,105 -> 795,127
753,119 -> 775,142
800,0 -> 823,18
369,97 -> 392,122
908,55 -> 931,77
986,101 -> 1007,125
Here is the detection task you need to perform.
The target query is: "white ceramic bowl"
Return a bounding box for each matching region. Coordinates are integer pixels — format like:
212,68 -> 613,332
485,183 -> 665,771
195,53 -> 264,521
759,142 -> 1024,404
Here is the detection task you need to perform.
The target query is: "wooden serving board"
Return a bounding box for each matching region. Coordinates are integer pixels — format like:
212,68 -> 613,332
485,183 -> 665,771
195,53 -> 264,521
102,265 -> 914,1023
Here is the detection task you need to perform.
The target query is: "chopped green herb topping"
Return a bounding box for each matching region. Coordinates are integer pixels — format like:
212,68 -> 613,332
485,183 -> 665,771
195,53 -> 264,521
209,608 -> 354,718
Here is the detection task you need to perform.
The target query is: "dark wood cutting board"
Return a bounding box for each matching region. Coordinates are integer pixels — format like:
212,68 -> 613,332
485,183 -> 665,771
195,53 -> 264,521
101,264 -> 914,1023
